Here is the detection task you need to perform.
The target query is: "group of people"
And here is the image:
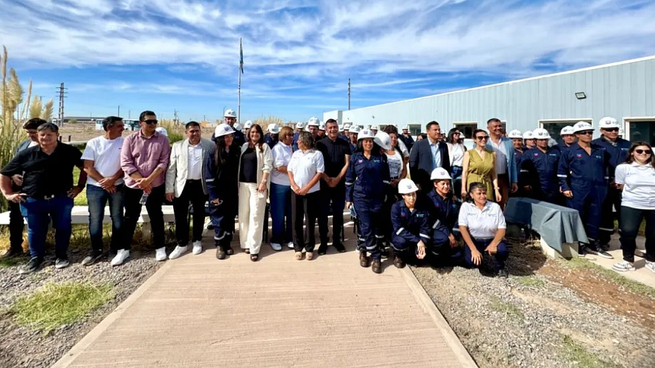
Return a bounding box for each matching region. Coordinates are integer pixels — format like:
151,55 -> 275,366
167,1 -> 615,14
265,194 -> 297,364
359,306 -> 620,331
1,111 -> 653,276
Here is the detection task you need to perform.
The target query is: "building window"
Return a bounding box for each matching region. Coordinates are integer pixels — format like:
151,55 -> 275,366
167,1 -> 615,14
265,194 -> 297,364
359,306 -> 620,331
628,120 -> 655,146
540,119 -> 591,142
453,123 -> 477,140
408,124 -> 421,137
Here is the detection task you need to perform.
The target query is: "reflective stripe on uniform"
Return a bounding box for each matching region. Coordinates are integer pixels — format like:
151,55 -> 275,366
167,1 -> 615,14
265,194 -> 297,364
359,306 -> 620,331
420,233 -> 430,239
432,219 -> 441,229
206,178 -> 215,182
396,227 -> 405,235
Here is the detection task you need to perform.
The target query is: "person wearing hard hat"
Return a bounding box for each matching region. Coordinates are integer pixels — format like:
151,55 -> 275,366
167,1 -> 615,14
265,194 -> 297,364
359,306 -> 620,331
165,121 -> 215,260
266,123 -> 280,149
348,125 -> 360,153
370,124 -> 379,135
400,125 -> 415,152
508,129 -> 530,197
233,122 -> 242,132
523,131 -> 535,150
224,109 -> 245,148
345,129 -> 391,274
592,117 -> 631,248
558,126 -> 576,153
204,123 -> 240,259
243,120 -> 253,138
307,117 -> 320,140
155,126 -> 168,137
293,121 -> 305,150
340,123 -> 350,142
426,168 -> 463,266
558,121 -> 613,258
390,179 -> 432,268
521,128 -> 562,204
317,120 -> 326,139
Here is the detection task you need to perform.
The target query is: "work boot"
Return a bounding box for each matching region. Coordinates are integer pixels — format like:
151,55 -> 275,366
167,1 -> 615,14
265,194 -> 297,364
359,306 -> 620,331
393,255 -> 405,269
1,246 -> 24,259
371,259 -> 382,274
359,251 -> 370,268
216,247 -> 226,260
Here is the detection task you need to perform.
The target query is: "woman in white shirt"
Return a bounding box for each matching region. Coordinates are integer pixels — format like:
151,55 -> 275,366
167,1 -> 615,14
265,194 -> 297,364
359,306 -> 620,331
446,128 -> 467,198
288,132 -> 325,260
612,142 -> 655,273
270,126 -> 294,252
458,182 -> 509,277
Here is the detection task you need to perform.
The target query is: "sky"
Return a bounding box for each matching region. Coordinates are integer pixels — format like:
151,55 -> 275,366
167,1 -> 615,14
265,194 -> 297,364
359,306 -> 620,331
1,0 -> 655,122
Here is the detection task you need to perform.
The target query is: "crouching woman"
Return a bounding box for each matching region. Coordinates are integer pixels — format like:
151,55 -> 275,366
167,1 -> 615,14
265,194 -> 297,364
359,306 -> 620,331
458,182 -> 509,277
390,179 -> 431,268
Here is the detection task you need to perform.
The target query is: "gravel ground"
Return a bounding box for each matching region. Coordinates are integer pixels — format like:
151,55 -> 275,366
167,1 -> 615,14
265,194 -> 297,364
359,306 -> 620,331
413,237 -> 655,368
0,249 -> 162,368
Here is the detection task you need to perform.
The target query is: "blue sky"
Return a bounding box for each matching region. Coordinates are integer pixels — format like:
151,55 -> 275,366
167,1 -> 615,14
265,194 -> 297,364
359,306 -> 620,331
2,0 -> 655,122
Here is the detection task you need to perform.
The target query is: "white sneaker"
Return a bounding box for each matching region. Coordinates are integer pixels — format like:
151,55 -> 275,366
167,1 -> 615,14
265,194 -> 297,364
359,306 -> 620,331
168,245 -> 188,260
155,247 -> 167,261
111,250 -> 130,266
612,260 -> 635,272
646,260 -> 655,273
287,242 -> 294,249
271,243 -> 282,251
192,241 -> 203,255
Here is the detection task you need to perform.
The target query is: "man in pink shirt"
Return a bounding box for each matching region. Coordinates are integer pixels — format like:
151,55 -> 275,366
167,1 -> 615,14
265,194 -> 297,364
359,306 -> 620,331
112,110 -> 171,266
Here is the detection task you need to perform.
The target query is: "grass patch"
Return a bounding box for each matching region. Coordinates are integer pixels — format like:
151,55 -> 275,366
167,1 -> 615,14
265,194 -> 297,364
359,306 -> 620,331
0,255 -> 27,268
563,257 -> 655,300
10,282 -> 114,334
73,165 -> 87,206
514,275 -> 546,288
489,296 -> 524,320
559,334 -> 620,368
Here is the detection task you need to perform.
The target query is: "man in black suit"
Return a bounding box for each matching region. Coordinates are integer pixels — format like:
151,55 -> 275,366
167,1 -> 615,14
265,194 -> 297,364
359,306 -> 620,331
409,121 -> 450,194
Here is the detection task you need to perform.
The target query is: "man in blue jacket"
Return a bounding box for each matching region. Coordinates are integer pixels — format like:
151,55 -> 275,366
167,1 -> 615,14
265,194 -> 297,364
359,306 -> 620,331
485,118 -> 518,209
409,121 -> 450,195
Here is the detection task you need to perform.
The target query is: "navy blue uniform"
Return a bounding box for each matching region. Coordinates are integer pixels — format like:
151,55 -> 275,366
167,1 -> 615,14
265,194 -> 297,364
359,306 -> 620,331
592,136 -> 631,245
232,130 -> 246,149
204,146 -> 240,249
350,143 -> 357,154
338,133 -> 349,142
558,142 -> 610,245
513,148 -> 529,197
345,152 -> 390,259
400,134 -> 414,152
265,134 -> 278,149
426,191 -> 462,264
390,200 -> 431,264
521,147 -> 562,204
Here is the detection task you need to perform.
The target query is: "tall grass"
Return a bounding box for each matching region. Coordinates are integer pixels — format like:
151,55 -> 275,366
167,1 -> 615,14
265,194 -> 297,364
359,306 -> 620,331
159,119 -> 184,144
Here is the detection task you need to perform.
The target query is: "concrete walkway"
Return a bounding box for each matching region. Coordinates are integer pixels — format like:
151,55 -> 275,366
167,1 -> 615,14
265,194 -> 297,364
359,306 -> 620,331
53,223 -> 477,368
588,234 -> 655,289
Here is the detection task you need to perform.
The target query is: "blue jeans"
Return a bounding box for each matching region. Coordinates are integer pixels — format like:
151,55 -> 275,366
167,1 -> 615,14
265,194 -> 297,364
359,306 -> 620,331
270,183 -> 292,244
463,237 -> 509,271
86,184 -> 124,252
20,195 -> 74,259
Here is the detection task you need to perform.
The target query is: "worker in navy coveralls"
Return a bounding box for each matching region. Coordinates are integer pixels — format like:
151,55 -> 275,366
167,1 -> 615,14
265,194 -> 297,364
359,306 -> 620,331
592,117 -> 631,248
426,168 -> 462,266
558,121 -> 613,258
345,129 -> 390,274
521,128 -> 562,204
390,179 -> 432,268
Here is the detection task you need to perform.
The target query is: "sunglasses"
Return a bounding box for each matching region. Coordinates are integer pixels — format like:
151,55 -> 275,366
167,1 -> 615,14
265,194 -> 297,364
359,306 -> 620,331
604,128 -> 619,132
143,119 -> 158,125
578,131 -> 593,135
635,149 -> 652,155
476,136 -> 489,140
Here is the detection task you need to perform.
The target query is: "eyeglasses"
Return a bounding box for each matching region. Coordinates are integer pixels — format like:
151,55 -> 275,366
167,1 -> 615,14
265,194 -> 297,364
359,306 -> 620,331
578,131 -> 593,135
604,128 -> 619,132
635,149 -> 652,155
476,136 -> 489,140
143,120 -> 158,125
453,132 -> 460,135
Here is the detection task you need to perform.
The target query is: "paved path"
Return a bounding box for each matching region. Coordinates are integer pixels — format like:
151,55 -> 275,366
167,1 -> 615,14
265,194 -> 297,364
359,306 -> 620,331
53,222 -> 476,368
588,234 -> 655,289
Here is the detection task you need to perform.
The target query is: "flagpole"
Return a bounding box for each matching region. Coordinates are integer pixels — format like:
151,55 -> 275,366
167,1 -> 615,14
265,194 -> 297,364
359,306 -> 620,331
237,37 -> 242,125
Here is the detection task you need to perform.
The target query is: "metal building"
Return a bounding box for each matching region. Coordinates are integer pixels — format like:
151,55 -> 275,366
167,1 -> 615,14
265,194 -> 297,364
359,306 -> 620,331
324,55 -> 655,143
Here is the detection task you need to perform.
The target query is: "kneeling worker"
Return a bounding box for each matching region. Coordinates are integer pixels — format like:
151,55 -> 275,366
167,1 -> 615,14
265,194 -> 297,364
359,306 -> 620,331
426,168 -> 462,265
391,179 -> 431,268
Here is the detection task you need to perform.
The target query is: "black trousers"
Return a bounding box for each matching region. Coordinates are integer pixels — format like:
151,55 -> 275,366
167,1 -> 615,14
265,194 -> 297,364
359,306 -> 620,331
318,186 -> 345,246
172,180 -> 207,246
599,186 -> 622,245
292,191 -> 320,252
8,201 -> 25,251
123,185 -> 166,250
619,206 -> 655,263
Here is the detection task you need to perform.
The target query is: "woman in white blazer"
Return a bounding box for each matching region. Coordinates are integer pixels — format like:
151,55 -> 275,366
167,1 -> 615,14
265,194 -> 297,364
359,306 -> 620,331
238,123 -> 273,261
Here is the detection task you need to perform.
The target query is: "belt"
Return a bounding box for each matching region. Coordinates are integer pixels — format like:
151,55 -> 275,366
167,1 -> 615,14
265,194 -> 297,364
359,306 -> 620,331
390,176 -> 400,180
32,193 -> 67,200
186,179 -> 202,183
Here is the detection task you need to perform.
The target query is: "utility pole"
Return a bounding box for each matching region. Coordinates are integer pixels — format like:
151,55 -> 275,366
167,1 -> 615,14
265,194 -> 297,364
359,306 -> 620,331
174,109 -> 179,125
203,114 -> 206,122
347,78 -> 351,110
117,105 -> 121,116
128,110 -> 131,119
57,83 -> 67,126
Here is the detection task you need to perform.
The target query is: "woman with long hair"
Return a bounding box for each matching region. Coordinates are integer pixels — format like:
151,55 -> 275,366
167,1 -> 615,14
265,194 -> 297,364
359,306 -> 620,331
238,123 -> 273,261
204,123 -> 240,259
458,182 -> 509,277
345,129 -> 391,274
288,132 -> 324,260
446,128 -> 467,196
461,129 -> 501,202
612,142 -> 655,273
269,126 -> 294,251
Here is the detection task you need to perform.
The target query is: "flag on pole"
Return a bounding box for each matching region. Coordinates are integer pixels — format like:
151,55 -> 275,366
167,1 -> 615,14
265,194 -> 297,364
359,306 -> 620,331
239,38 -> 244,74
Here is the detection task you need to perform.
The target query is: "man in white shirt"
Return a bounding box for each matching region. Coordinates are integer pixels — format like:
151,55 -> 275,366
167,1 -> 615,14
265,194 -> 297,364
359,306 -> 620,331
81,116 -> 126,266
165,121 -> 215,259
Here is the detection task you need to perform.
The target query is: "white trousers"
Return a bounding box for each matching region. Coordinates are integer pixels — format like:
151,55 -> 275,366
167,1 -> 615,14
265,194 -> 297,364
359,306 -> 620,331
238,183 -> 267,254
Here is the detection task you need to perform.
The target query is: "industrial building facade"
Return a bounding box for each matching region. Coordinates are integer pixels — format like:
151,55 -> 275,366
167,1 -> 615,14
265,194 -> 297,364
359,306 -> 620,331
324,56 -> 655,143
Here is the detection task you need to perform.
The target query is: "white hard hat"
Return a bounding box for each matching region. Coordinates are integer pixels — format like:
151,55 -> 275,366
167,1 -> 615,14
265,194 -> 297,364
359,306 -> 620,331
402,125 -> 409,131
370,124 -> 379,131
398,179 -> 419,194
532,128 -> 551,140
343,124 -> 351,131
431,167 -> 451,181
374,131 -> 391,150
358,129 -> 375,140
350,125 -> 361,134
598,116 -> 619,129
295,121 -> 306,130
508,129 -> 522,139
243,120 -> 253,129
233,123 -> 242,132
307,117 -> 319,127
522,131 -> 534,140
224,109 -> 236,118
560,126 -> 574,136
267,123 -> 280,134
318,121 -> 326,131
573,121 -> 594,133
155,127 -> 168,137
214,123 -> 235,138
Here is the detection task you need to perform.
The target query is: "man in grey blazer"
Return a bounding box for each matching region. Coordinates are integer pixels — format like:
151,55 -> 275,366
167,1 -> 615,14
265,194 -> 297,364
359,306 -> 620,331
165,121 -> 215,258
